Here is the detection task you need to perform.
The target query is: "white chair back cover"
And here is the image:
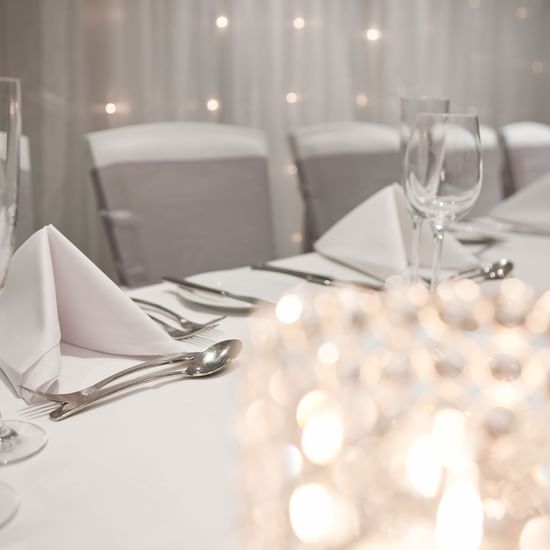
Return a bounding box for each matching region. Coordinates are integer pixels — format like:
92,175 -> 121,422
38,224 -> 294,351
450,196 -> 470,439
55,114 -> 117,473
290,122 -> 400,250
466,125 -> 504,218
499,122 -> 550,195
86,122 -> 275,287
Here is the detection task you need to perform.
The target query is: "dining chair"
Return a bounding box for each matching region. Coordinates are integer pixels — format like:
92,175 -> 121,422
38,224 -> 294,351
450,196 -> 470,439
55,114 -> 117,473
85,122 -> 275,287
15,135 -> 34,247
499,121 -> 550,196
290,122 -> 401,251
465,125 -> 504,218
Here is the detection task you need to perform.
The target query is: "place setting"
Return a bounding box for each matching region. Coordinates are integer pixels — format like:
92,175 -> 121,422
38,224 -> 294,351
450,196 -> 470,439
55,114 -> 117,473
0,112 -> 532,426
0,225 -> 243,421
151,103 -> 514,311
0,82 -> 541,547
3,3 -> 550,548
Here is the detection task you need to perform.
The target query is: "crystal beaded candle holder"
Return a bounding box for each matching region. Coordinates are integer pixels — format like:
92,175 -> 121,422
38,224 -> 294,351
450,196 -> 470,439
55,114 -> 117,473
239,278 -> 550,550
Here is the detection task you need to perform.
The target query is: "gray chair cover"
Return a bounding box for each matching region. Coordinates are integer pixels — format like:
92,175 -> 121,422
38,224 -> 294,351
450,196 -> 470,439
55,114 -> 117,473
86,123 -> 275,287
15,135 -> 34,247
499,122 -> 550,196
466,125 -> 504,218
290,122 -> 401,251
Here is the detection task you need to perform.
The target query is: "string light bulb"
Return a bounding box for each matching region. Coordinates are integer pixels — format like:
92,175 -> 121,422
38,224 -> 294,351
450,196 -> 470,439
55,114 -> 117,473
216,16 -> 229,28
105,102 -> 117,114
206,98 -> 220,111
293,17 -> 305,30
291,232 -> 303,244
355,93 -> 368,107
515,6 -> 528,19
286,92 -> 298,104
364,28 -> 381,41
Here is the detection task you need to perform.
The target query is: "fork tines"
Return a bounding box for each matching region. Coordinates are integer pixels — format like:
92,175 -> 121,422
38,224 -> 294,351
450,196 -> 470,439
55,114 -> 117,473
14,401 -> 59,419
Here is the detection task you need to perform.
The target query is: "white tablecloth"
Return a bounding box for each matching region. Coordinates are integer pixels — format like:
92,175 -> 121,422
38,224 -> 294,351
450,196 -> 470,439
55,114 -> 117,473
1,238 -> 550,549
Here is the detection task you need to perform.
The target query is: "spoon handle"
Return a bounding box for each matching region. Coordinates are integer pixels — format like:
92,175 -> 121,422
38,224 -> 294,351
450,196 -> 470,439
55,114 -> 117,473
20,351 -> 198,404
49,365 -> 194,421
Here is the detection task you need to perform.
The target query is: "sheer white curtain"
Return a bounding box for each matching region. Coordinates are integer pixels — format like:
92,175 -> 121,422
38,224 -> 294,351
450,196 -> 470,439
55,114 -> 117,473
0,0 -> 549,277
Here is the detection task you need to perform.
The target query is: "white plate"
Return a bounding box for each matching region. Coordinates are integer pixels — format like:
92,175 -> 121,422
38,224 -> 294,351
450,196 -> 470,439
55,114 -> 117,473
173,268 -> 298,312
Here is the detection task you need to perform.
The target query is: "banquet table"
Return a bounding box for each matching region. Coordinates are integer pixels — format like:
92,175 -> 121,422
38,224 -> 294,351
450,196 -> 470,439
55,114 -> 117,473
1,232 -> 550,550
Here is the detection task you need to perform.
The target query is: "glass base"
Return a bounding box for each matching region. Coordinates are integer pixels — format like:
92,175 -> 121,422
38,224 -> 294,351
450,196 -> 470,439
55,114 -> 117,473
0,420 -> 47,465
0,482 -> 18,528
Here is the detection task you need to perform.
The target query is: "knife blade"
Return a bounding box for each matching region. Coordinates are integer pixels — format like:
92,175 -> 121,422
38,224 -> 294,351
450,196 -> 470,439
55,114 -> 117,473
163,276 -> 275,307
251,264 -> 383,291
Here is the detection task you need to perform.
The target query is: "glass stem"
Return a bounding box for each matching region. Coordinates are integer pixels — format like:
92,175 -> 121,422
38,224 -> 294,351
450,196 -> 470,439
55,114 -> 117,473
430,223 -> 445,293
410,215 -> 423,283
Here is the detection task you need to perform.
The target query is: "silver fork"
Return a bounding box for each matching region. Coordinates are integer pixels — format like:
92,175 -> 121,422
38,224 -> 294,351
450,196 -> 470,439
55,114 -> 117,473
145,312 -> 226,345
146,313 -> 212,343
132,297 -> 225,332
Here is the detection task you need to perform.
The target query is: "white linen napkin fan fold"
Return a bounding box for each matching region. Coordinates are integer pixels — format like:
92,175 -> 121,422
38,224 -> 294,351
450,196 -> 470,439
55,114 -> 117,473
0,225 -> 182,392
315,183 -> 477,281
490,172 -> 550,230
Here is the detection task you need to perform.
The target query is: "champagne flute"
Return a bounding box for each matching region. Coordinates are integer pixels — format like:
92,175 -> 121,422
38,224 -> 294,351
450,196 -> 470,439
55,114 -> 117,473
400,97 -> 450,282
403,113 -> 482,291
0,77 -> 46,528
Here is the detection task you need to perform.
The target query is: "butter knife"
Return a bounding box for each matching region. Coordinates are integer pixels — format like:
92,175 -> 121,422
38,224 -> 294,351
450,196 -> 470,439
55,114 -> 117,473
251,264 -> 383,291
163,276 -> 274,307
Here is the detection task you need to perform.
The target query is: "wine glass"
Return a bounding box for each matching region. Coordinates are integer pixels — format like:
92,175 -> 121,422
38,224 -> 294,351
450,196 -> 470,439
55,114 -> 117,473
0,77 -> 46,527
403,112 -> 482,291
400,97 -> 450,282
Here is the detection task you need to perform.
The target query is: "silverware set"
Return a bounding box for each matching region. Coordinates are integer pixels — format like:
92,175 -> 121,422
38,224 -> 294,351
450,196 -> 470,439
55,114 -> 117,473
160,259 -> 514,315
14,299 -> 237,421
12,257 -> 515,422
20,340 -> 242,421
248,260 -> 513,291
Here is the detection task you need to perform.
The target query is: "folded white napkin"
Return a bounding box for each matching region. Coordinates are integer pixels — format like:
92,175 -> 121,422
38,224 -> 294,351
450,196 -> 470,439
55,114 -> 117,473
490,172 -> 550,230
314,183 -> 477,280
0,225 -> 184,394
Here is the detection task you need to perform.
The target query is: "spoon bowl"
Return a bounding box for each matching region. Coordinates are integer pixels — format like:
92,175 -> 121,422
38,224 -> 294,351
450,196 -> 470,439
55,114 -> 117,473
452,258 -> 514,282
479,258 -> 514,280
191,339 -> 242,376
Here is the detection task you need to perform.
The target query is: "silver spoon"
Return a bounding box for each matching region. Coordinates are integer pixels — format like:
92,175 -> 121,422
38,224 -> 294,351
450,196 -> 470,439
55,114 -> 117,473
48,339 -> 242,421
476,258 -> 514,281
452,258 -> 514,281
20,340 -> 242,410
